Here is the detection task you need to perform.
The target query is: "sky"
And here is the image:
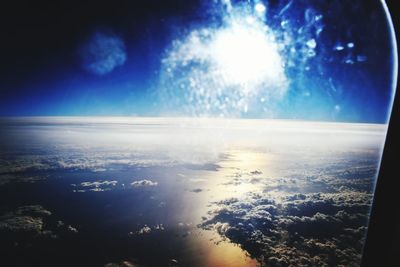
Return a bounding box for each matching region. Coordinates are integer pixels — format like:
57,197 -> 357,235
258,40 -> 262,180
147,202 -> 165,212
0,0 -> 397,123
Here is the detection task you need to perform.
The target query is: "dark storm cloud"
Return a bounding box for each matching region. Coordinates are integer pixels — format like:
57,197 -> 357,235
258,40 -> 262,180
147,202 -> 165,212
200,189 -> 372,266
79,31 -> 127,75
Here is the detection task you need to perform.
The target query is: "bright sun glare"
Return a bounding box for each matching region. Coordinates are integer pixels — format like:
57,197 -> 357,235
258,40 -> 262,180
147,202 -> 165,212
162,2 -> 289,116
211,21 -> 285,92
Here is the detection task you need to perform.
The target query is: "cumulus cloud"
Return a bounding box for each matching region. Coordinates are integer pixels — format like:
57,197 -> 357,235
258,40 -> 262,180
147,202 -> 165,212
79,30 -> 127,75
0,215 -> 44,234
67,225 -> 79,233
80,180 -> 118,187
0,205 -> 52,236
130,224 -> 164,236
131,180 -> 158,187
72,180 -> 118,192
0,205 -> 78,247
137,225 -> 151,235
200,189 -> 372,266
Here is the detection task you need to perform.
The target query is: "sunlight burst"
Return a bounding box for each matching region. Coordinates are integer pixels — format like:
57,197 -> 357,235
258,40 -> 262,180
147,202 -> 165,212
212,22 -> 285,92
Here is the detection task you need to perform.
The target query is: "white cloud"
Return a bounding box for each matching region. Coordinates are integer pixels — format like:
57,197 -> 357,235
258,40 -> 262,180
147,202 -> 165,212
72,180 -> 118,193
131,180 -> 158,187
80,180 -> 118,187
133,224 -> 164,236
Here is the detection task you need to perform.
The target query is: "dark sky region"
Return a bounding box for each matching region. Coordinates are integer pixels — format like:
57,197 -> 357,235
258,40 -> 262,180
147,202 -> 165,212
0,0 -> 397,122
0,0 -> 199,116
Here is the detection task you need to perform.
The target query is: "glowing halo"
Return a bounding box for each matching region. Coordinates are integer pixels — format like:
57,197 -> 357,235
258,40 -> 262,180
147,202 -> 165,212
211,21 -> 286,93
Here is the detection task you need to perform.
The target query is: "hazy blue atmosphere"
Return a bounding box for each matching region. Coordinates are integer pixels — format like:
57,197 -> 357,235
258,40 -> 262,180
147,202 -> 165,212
0,0 -> 396,122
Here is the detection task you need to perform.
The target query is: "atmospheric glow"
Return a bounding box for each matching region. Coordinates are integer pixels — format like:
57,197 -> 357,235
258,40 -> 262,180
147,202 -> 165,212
211,22 -> 285,91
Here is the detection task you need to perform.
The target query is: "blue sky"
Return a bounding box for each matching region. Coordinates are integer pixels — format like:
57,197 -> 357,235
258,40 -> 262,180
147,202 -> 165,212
0,0 -> 396,123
